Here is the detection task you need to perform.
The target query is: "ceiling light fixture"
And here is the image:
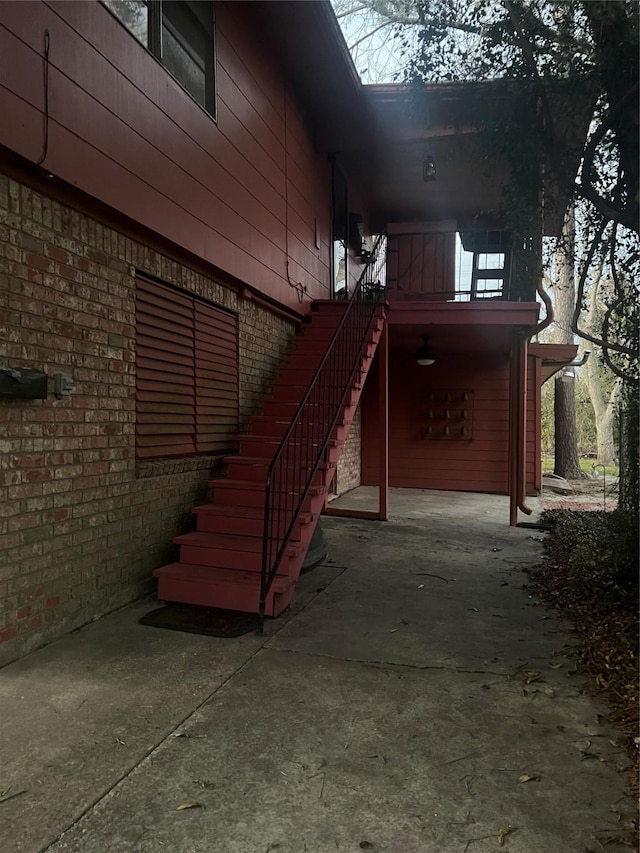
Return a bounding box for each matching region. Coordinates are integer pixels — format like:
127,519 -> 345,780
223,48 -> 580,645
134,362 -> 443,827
416,335 -> 435,366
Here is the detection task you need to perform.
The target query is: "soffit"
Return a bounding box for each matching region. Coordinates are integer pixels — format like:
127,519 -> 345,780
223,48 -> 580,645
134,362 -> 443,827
252,4 -> 591,236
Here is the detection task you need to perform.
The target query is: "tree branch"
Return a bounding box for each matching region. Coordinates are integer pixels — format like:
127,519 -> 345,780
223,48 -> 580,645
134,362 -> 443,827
348,20 -> 397,50
572,221 -> 636,381
599,297 -> 634,380
576,83 -> 640,232
335,3 -> 371,19
502,1 -> 570,198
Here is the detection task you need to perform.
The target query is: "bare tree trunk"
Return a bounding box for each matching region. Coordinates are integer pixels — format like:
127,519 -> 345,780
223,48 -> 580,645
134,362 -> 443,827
578,252 -> 621,467
554,375 -> 584,478
582,357 -> 621,465
553,205 -> 585,479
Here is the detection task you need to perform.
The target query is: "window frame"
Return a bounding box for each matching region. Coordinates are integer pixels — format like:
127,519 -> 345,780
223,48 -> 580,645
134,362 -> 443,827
103,0 -> 217,120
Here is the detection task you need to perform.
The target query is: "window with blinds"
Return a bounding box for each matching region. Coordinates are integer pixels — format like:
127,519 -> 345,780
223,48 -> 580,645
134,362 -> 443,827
135,276 -> 238,459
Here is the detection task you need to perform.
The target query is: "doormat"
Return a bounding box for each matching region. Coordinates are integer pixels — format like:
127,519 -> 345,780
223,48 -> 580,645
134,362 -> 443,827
139,604 -> 259,638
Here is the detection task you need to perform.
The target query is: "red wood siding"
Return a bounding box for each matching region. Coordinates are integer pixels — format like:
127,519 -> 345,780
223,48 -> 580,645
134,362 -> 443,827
135,277 -> 238,459
0,1 -> 331,311
362,349 -> 542,495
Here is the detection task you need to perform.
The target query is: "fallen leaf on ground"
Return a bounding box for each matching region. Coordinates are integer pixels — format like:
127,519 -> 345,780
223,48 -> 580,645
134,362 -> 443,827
0,789 -> 27,806
176,801 -> 204,810
497,825 -> 516,846
518,774 -> 540,783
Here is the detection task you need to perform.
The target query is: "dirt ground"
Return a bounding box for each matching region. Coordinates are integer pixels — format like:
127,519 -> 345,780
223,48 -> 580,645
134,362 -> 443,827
541,475 -> 619,512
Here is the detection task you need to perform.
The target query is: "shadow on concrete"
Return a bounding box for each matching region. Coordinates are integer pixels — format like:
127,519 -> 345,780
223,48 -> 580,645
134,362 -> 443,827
0,489 -> 632,853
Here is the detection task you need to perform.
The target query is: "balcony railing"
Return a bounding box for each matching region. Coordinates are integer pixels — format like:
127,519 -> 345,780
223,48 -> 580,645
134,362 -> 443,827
386,229 -> 515,302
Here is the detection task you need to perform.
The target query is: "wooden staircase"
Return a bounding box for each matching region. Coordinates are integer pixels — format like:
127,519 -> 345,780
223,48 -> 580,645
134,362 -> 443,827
153,299 -> 386,618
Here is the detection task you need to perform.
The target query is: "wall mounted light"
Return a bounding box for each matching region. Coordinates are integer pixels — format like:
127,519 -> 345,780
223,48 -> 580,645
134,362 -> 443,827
416,335 -> 435,366
422,157 -> 436,182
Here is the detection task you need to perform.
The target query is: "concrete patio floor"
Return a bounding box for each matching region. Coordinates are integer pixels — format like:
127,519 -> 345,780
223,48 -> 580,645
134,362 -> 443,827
0,489 -> 633,853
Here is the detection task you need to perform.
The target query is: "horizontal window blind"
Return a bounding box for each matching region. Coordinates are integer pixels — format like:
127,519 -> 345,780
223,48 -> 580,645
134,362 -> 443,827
135,277 -> 238,459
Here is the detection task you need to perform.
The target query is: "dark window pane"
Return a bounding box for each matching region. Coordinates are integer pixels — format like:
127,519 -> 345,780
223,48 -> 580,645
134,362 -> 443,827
104,0 -> 148,45
162,22 -> 206,106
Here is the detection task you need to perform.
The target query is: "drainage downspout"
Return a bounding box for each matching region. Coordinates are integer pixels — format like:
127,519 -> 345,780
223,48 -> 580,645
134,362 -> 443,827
511,276 -> 554,524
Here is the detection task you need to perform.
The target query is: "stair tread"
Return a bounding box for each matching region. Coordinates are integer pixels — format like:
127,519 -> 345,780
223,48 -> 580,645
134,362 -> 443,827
154,562 -> 293,591
192,504 -> 313,523
209,478 -> 323,494
251,415 -> 347,429
240,435 -> 341,447
226,455 -> 329,469
209,477 -> 266,488
174,531 -> 303,554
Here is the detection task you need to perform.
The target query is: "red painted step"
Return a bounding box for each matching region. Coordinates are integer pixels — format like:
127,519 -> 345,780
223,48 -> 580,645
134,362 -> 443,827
225,455 -> 330,484
192,504 -> 312,537
275,366 -> 366,387
302,315 -> 343,328
153,563 -> 295,616
300,325 -> 382,343
172,531 -> 302,573
286,339 -> 376,361
210,477 -> 325,510
269,383 -> 361,404
290,339 -> 344,356
249,417 -> 351,445
238,435 -> 343,463
259,399 -> 358,423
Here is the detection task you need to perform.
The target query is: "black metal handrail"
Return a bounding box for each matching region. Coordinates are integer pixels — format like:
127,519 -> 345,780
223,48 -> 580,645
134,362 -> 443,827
259,237 -> 386,630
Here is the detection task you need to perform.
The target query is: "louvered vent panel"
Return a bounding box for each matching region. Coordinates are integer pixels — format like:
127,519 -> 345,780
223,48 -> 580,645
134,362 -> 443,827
136,279 -> 196,458
135,277 -> 239,459
195,300 -> 239,454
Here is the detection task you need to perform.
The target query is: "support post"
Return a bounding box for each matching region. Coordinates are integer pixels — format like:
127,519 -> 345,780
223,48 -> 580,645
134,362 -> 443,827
378,318 -> 389,520
519,335 -> 530,513
508,334 -> 519,526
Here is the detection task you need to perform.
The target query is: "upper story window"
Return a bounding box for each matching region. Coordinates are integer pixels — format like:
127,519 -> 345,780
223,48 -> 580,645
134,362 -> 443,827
104,0 -> 216,118
331,158 -> 348,298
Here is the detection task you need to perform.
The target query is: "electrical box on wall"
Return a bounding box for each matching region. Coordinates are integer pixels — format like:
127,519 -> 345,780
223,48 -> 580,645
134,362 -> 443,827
422,389 -> 474,440
53,373 -> 74,399
0,368 -> 48,400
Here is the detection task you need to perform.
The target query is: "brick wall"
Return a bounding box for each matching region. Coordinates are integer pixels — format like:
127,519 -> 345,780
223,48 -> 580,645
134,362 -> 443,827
335,403 -> 361,495
239,298 -> 294,432
0,174 -> 296,665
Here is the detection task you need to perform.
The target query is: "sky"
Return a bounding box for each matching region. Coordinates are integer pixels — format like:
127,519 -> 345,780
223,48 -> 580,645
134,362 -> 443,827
330,0 -> 410,84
